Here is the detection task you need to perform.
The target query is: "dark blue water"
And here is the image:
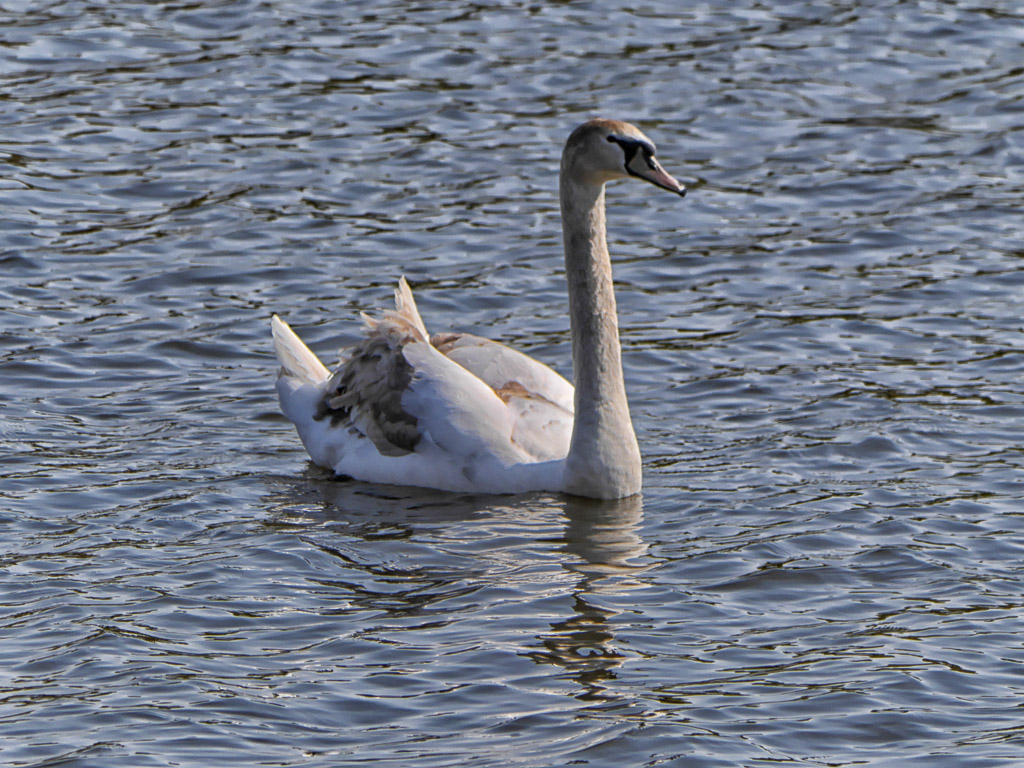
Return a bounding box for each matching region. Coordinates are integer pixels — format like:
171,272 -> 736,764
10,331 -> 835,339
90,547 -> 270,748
2,1 -> 1023,766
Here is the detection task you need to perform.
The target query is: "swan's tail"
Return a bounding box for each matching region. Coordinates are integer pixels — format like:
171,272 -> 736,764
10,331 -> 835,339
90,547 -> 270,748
359,276 -> 430,344
271,315 -> 330,384
393,276 -> 429,341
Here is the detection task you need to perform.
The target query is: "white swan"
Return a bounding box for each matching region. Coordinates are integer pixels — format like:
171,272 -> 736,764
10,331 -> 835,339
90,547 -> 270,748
271,118 -> 686,498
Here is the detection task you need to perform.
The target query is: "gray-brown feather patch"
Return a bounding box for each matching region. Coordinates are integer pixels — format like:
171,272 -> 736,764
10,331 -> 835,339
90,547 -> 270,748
430,332 -> 462,354
316,334 -> 420,456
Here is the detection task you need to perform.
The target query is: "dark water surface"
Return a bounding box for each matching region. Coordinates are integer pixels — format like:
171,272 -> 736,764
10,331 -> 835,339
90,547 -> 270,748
2,1 -> 1023,766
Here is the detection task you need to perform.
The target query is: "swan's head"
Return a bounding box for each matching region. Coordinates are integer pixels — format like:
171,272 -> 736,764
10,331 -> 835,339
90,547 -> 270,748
562,118 -> 686,197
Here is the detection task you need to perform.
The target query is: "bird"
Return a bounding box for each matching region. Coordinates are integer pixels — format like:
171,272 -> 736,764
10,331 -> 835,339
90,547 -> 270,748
271,118 -> 686,499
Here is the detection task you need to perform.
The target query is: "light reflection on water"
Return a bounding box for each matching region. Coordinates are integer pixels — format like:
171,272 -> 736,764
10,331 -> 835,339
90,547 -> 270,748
2,0 -> 1024,766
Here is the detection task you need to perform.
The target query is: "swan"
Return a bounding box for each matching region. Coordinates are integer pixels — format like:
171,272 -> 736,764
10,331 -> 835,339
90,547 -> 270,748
271,118 -> 686,498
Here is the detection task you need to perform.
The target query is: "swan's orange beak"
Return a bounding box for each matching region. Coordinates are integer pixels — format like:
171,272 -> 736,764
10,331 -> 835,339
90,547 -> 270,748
627,153 -> 686,197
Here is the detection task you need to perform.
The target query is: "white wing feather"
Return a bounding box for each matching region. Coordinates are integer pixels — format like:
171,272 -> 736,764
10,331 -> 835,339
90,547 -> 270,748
433,333 -> 574,412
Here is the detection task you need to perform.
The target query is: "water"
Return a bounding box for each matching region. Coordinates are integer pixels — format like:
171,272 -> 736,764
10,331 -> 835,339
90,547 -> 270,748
2,1 -> 1023,766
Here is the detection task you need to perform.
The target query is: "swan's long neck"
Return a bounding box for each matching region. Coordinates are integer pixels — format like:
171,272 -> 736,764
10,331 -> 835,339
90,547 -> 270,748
560,173 -> 642,498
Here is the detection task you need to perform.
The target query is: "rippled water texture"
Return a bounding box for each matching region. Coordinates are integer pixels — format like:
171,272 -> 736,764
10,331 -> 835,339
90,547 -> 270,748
2,1 -> 1024,766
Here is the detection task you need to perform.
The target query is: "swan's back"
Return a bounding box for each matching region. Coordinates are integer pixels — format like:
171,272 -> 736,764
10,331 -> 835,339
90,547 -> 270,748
272,278 -> 574,493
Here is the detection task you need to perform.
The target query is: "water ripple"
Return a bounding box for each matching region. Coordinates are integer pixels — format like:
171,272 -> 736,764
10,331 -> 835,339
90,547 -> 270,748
2,0 -> 1024,766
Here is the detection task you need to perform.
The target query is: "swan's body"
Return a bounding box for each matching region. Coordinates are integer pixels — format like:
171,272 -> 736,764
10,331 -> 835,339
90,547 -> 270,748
272,119 -> 685,498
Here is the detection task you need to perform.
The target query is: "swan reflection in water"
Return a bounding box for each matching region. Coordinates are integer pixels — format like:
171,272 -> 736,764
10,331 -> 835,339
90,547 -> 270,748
265,474 -> 648,700
526,494 -> 649,701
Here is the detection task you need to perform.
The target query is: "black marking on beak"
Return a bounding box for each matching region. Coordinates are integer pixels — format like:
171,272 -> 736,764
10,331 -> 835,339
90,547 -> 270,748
608,134 -> 685,196
607,134 -> 656,168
